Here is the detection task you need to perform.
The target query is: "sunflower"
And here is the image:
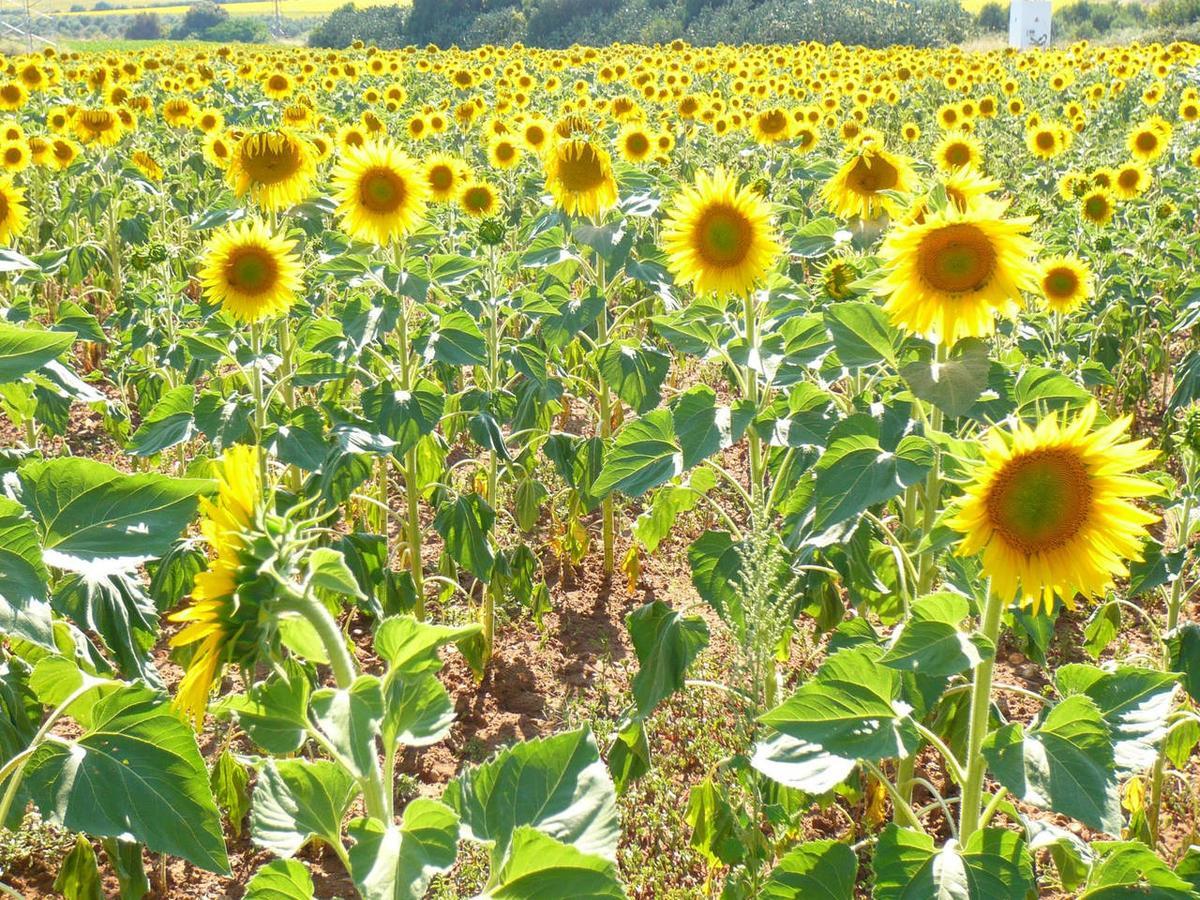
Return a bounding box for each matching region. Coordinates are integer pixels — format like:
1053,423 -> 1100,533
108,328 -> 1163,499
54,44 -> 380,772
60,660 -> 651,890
262,72 -> 293,100
542,138 -> 618,219
460,179 -> 499,218
198,220 -> 303,324
424,153 -> 468,202
949,403 -> 1158,615
72,107 -> 124,147
203,132 -> 234,169
161,97 -> 195,128
1113,161 -> 1151,199
877,204 -> 1038,345
331,139 -> 428,245
1127,116 -> 1171,162
1080,188 -> 1115,226
750,107 -> 791,144
521,116 -> 551,153
0,82 -> 27,112
617,124 -> 654,163
0,141 -> 29,173
227,130 -> 317,213
196,108 -> 224,134
822,142 -> 917,221
0,175 -> 28,244
933,132 -> 982,172
1025,123 -> 1069,160
1038,256 -> 1092,314
47,138 -> 80,171
662,168 -> 781,297
169,444 -> 266,726
821,257 -> 860,300
487,135 -> 522,170
131,149 -> 163,182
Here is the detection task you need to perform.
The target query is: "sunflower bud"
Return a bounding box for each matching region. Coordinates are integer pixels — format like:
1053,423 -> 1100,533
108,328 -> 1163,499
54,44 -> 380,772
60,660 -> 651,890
478,217 -> 506,246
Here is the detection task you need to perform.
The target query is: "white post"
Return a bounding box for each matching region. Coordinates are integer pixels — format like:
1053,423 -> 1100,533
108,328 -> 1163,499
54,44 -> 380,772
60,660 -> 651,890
1009,0 -> 1052,49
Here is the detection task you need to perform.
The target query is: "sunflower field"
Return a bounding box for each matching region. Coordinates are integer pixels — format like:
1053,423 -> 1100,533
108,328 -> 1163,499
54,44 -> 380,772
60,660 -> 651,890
0,36 -> 1197,899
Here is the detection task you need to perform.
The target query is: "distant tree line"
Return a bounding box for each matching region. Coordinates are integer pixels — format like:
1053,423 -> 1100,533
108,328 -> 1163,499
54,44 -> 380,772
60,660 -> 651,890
308,0 -> 975,50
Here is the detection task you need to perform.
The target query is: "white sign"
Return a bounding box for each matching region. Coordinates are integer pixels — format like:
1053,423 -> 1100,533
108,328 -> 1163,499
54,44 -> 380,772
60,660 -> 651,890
1009,0 -> 1051,50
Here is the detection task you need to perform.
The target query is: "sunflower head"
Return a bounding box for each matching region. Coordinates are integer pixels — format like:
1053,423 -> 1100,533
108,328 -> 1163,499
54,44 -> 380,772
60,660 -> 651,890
878,203 -> 1038,345
822,142 -> 916,221
460,179 -> 499,218
949,403 -> 1159,614
170,444 -> 273,726
543,138 -> 618,220
1080,189 -> 1115,226
227,129 -> 317,213
0,175 -> 27,245
198,219 -> 303,324
331,139 -> 428,245
662,167 -> 781,298
1038,256 -> 1092,314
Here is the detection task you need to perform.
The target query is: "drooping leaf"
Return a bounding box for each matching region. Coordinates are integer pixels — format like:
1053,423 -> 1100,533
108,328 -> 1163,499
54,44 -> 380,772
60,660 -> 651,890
626,600 -> 709,717
433,493 -> 496,582
346,799 -> 459,900
880,592 -> 993,677
900,338 -> 991,418
871,824 -> 1034,900
592,410 -> 683,499
0,321 -> 74,383
23,685 -> 230,874
0,496 -> 54,649
126,385 -> 196,457
596,341 -> 670,415
481,827 -> 626,899
53,835 -> 103,900
250,758 -> 357,858
445,726 -> 620,863
244,859 -> 315,900
761,839 -> 857,900
670,386 -> 754,470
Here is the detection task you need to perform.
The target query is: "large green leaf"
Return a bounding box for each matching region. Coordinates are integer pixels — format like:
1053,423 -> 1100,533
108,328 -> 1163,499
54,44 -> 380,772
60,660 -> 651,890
361,378 -> 445,458
596,341 -> 670,415
753,646 -> 918,793
17,457 -> 209,566
347,800 -> 459,900
592,409 -> 683,499
0,321 -> 73,383
374,615 -> 481,675
310,675 -> 384,779
900,338 -> 991,418
880,592 -> 993,677
481,827 -> 625,899
761,839 -> 857,900
445,726 -> 619,862
433,493 -> 496,582
1166,623 -> 1200,704
245,859 -> 315,900
1055,664 -> 1178,773
982,694 -> 1121,834
670,386 -> 754,470
871,824 -> 1034,900
0,496 -> 54,648
126,385 -> 196,457
53,571 -> 161,685
381,671 -> 456,749
824,301 -> 901,369
1080,841 -> 1196,899
250,758 -> 357,858
23,685 -> 229,874
215,661 -> 311,754
626,600 -> 709,717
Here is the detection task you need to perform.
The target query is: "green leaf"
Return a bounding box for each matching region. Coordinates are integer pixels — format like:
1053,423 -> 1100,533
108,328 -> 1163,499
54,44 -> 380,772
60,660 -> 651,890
250,758 -> 357,858
310,676 -> 384,779
215,661 -> 310,754
670,386 -> 754,470
100,837 -> 151,900
211,748 -> 251,838
592,409 -> 682,499
53,299 -> 106,344
626,600 -> 709,717
53,571 -> 161,685
684,776 -> 743,866
753,646 -> 918,793
17,457 -> 209,566
0,321 -> 73,383
374,615 -> 481,675
126,385 -> 196,457
606,717 -> 650,794
982,694 -> 1121,834
347,799 -> 459,900
761,839 -> 857,900
360,378 -> 444,458
811,425 -> 931,538
381,670 -> 456,749
1166,623 -> 1200,704
245,859 -> 315,900
0,496 -> 54,648
900,338 -> 991,418
789,216 -> 840,259
481,827 -> 625,899
1013,366 -> 1093,414
596,341 -> 670,415
880,592 -> 993,677
445,726 -> 619,862
23,685 -> 229,874
824,301 -> 901,369
1054,664 -> 1178,773
631,468 -> 716,554
308,547 -> 366,600
1081,841 -> 1196,898
53,835 -> 103,900
871,824 -> 1034,900
421,309 -> 487,367
434,493 -> 496,582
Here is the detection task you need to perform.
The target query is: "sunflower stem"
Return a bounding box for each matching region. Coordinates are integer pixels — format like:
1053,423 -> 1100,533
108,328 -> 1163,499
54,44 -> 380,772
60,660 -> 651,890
278,585 -> 390,822
250,321 -> 268,487
392,243 -> 425,620
743,290 -> 765,506
959,580 -> 1003,841
594,247 -> 615,576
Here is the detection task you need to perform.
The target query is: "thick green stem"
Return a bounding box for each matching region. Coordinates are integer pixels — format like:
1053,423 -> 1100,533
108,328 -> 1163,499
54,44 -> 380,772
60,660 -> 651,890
394,291 -> 425,620
959,582 -> 1004,841
595,254 -> 615,575
481,247 -> 501,664
250,321 -> 268,487
280,586 -> 389,821
743,292 -> 765,505
276,316 -> 301,492
1149,491 -> 1194,843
